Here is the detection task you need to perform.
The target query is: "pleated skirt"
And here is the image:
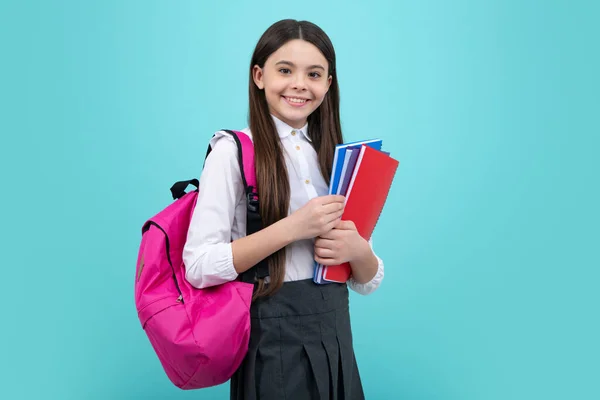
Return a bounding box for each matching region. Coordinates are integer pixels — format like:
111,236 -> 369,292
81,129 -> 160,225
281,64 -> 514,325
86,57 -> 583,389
230,279 -> 365,400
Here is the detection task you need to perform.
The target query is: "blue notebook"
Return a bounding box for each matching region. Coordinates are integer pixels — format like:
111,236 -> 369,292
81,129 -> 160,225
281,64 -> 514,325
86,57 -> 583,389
328,139 -> 382,195
337,147 -> 361,196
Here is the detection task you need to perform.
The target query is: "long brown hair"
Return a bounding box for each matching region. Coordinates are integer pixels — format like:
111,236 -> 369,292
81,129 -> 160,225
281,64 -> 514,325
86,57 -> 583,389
248,19 -> 344,299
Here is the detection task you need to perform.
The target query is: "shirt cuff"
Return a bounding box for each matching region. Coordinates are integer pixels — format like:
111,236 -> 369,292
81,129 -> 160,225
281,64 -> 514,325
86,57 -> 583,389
184,242 -> 239,289
347,252 -> 384,296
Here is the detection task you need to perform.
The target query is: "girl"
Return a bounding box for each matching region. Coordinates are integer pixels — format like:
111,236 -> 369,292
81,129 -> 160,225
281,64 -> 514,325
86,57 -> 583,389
183,19 -> 384,400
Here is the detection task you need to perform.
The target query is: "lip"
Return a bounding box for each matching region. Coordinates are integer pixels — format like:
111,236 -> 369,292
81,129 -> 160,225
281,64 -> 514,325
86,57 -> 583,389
282,96 -> 311,108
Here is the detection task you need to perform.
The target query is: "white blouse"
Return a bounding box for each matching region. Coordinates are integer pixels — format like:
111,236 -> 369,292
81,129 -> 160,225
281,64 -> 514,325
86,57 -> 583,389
182,115 -> 384,295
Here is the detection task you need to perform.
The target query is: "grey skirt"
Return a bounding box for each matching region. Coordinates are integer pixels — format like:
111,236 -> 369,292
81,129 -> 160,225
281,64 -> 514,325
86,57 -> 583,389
230,279 -> 365,400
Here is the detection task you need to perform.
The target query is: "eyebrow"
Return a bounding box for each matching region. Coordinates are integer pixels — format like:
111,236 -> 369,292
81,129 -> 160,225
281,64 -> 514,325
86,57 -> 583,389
275,60 -> 325,71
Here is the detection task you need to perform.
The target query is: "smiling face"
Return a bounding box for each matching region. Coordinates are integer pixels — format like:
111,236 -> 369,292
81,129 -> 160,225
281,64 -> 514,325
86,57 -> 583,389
252,39 -> 332,129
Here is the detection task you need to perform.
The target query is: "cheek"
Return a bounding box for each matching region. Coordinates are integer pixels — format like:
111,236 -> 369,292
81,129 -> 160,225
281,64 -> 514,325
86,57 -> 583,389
311,84 -> 330,105
315,82 -> 330,97
264,77 -> 286,96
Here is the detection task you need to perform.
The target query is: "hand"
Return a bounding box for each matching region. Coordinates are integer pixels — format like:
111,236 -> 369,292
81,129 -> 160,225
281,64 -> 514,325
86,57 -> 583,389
314,220 -> 369,266
287,195 -> 346,241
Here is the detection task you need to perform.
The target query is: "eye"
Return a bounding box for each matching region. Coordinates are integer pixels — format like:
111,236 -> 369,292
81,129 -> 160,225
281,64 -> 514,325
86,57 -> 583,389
309,72 -> 322,79
279,68 -> 291,74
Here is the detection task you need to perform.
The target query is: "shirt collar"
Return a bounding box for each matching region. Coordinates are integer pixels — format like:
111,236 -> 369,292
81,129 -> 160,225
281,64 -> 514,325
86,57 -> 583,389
272,114 -> 312,142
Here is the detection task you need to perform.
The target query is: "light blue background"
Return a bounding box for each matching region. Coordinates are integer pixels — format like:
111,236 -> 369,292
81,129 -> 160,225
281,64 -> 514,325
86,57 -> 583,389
1,1 -> 598,399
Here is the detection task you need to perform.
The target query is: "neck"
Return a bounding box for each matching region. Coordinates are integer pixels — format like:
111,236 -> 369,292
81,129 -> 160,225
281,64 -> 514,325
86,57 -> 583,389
289,119 -> 307,129
271,113 -> 306,130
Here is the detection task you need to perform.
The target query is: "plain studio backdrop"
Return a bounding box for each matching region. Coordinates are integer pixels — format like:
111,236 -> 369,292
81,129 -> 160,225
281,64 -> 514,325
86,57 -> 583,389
1,1 -> 598,399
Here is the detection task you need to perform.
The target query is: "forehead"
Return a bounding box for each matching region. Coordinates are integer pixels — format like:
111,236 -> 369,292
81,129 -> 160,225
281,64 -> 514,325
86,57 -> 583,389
267,39 -> 328,69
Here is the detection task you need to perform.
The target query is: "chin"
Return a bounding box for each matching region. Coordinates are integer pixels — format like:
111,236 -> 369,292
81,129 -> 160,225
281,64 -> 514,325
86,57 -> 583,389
281,111 -> 312,127
283,107 -> 318,123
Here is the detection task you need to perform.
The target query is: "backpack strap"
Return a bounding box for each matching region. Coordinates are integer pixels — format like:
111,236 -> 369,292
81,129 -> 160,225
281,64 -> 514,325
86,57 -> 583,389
204,130 -> 270,284
170,179 -> 199,200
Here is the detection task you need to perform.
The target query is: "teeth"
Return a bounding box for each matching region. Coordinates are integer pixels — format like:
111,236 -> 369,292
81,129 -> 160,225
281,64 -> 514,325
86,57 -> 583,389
287,97 -> 307,103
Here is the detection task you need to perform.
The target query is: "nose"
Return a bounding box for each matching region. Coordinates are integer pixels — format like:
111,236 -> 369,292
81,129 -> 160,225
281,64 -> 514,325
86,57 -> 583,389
291,74 -> 307,91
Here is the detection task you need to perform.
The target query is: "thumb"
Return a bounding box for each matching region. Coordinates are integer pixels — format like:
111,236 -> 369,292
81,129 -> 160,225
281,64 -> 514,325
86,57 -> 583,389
338,220 -> 356,230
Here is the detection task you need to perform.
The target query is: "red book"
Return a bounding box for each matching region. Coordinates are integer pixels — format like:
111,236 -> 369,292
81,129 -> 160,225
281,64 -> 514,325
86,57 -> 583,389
322,145 -> 399,283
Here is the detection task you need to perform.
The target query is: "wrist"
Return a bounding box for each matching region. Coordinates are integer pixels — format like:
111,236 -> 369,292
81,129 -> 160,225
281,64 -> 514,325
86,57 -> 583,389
275,216 -> 298,245
349,239 -> 379,284
352,236 -> 372,264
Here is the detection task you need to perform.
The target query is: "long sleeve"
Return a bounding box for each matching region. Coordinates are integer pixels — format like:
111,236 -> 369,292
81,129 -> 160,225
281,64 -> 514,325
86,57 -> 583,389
347,238 -> 384,295
182,132 -> 246,288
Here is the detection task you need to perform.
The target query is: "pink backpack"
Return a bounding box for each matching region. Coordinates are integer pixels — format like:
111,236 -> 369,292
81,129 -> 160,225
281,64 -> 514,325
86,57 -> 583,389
134,130 -> 268,389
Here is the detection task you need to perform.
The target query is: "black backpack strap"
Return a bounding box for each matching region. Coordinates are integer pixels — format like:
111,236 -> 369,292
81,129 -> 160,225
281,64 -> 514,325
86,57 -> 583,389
170,179 -> 199,200
202,129 -> 270,283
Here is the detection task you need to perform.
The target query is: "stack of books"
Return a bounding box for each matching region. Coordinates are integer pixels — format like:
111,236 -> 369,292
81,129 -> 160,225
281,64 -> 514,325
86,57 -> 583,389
313,138 -> 399,284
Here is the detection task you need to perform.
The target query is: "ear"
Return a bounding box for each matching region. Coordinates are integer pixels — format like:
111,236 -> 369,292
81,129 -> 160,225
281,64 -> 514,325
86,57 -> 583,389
326,75 -> 332,90
253,65 -> 265,90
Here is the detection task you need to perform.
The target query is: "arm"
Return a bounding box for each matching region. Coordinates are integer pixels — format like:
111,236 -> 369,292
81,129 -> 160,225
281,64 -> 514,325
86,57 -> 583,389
347,238 -> 385,295
182,133 -> 244,288
183,132 -> 294,288
184,131 -> 345,289
348,238 -> 379,284
230,219 -> 295,274
230,194 -> 346,273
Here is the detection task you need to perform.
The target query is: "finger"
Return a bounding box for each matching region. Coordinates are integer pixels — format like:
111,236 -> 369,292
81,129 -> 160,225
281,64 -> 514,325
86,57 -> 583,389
314,247 -> 335,259
322,201 -> 345,215
319,209 -> 343,227
320,195 -> 346,205
324,209 -> 345,225
336,220 -> 356,230
332,195 -> 346,204
323,218 -> 342,233
314,255 -> 339,266
319,226 -> 340,240
315,237 -> 335,249
325,205 -> 346,221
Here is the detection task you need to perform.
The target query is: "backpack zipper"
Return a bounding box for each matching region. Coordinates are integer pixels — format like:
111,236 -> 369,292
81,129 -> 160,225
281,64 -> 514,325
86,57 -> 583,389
144,221 -> 185,303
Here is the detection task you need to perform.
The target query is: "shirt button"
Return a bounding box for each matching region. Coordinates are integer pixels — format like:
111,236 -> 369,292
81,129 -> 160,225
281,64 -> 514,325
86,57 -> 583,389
291,130 -> 297,136
295,145 -> 300,150
305,179 -> 310,184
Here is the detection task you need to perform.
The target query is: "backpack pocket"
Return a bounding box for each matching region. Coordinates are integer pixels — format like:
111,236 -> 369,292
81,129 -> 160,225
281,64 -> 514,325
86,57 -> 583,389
139,296 -> 181,328
142,297 -> 198,387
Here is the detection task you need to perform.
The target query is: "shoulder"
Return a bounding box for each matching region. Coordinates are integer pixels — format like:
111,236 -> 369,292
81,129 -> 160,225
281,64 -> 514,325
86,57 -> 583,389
209,128 -> 253,150
204,127 -> 253,168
